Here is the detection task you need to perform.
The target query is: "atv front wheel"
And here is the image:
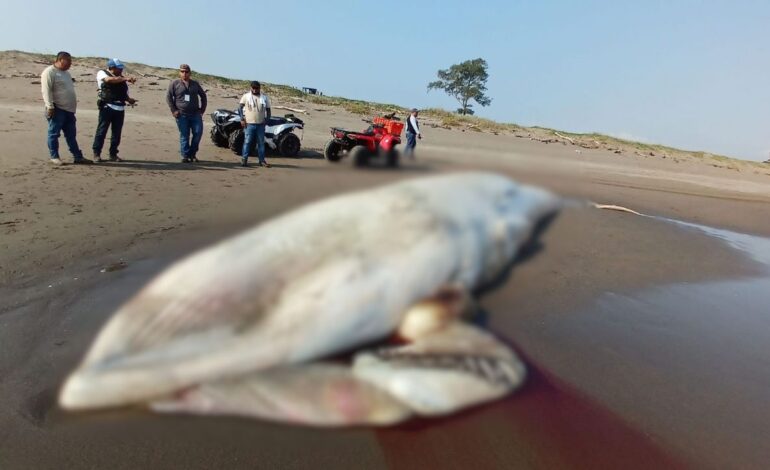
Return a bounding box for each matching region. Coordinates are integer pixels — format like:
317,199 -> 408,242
350,145 -> 370,167
210,127 -> 228,147
324,140 -> 342,162
278,133 -> 301,157
228,128 -> 245,154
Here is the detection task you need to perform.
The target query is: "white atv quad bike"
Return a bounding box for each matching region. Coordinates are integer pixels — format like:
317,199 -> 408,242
210,109 -> 304,157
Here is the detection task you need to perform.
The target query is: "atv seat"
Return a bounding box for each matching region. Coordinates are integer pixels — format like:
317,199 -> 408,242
332,127 -> 375,137
266,117 -> 288,126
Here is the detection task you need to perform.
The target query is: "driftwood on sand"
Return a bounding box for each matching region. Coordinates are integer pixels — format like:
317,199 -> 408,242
554,131 -> 575,144
592,203 -> 643,216
137,72 -> 170,81
273,105 -> 308,114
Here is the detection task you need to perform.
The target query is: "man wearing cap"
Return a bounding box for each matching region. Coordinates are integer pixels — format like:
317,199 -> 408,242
92,59 -> 137,162
237,81 -> 272,167
41,51 -> 92,165
404,108 -> 422,160
166,64 -> 207,163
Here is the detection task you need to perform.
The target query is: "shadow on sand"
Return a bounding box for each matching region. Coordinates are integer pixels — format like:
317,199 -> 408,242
97,157 -> 309,172
475,209 -> 560,298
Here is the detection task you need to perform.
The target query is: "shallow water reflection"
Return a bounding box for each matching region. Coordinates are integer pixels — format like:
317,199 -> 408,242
533,220 -> 770,467
654,216 -> 770,267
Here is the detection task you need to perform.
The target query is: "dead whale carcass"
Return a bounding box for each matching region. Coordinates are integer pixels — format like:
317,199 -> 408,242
59,172 -> 559,424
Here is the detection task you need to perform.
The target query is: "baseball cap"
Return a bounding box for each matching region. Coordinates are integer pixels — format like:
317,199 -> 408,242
410,108 -> 419,112
179,64 -> 191,71
107,58 -> 124,69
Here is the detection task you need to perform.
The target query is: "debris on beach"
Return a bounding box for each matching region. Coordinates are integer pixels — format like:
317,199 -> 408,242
592,203 -> 643,216
100,260 -> 128,273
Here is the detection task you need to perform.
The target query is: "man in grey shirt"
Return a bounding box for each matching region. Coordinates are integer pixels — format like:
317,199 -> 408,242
166,63 -> 207,163
41,51 -> 92,165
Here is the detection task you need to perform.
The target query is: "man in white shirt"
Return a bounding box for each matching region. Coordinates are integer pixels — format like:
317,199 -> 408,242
404,108 -> 422,159
238,81 -> 272,167
41,51 -> 92,165
92,58 -> 137,162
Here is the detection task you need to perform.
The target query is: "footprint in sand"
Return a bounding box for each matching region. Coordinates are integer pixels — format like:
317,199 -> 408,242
19,387 -> 58,428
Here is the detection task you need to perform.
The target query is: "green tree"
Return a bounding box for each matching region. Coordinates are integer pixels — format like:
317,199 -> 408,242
427,58 -> 492,115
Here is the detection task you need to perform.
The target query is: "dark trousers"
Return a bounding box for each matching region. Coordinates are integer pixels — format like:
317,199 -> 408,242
47,108 -> 84,160
92,106 -> 125,157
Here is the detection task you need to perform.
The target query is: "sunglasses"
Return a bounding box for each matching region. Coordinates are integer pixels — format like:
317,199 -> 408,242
180,70 -> 190,73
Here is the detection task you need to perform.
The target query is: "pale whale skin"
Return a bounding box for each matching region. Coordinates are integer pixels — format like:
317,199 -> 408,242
59,172 -> 559,411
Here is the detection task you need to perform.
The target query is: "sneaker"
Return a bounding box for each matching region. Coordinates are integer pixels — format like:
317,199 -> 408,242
259,161 -> 271,168
108,155 -> 123,162
241,158 -> 248,167
50,158 -> 63,166
189,156 -> 199,162
181,158 -> 190,163
93,155 -> 103,163
73,158 -> 94,165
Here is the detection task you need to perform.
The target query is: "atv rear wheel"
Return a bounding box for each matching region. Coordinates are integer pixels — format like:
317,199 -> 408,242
324,140 -> 342,162
350,145 -> 370,167
210,127 -> 228,147
278,133 -> 301,157
228,128 -> 245,154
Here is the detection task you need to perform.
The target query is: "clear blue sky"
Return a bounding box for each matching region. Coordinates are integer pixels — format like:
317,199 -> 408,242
2,0 -> 768,161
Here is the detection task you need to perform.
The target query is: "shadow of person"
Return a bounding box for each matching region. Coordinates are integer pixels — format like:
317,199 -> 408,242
354,162 -> 436,173
254,149 -> 324,160
104,157 -> 314,171
254,163 -> 301,169
110,160 -> 230,171
292,149 -> 324,160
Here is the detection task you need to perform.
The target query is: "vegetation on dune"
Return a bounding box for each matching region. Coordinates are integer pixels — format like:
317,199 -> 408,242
427,58 -> 492,116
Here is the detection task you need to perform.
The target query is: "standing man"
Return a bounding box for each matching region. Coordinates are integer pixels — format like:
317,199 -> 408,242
238,81 -> 271,167
41,51 -> 92,165
92,58 -> 137,162
166,64 -> 207,163
404,108 -> 422,160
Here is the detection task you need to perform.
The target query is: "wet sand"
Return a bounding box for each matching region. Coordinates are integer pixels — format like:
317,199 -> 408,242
2,52 -> 770,468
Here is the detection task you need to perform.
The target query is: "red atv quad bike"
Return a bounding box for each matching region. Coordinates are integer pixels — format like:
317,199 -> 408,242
324,115 -> 404,167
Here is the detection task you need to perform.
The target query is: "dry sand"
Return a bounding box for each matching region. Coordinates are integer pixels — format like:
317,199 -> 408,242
2,51 -> 770,468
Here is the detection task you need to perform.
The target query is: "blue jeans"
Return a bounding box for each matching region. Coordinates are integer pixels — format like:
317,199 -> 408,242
242,123 -> 266,163
404,131 -> 417,158
47,108 -> 84,160
175,113 -> 203,159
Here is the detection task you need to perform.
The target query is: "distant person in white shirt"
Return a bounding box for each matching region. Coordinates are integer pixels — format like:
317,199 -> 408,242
92,58 -> 137,162
404,108 -> 422,159
238,81 -> 272,168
